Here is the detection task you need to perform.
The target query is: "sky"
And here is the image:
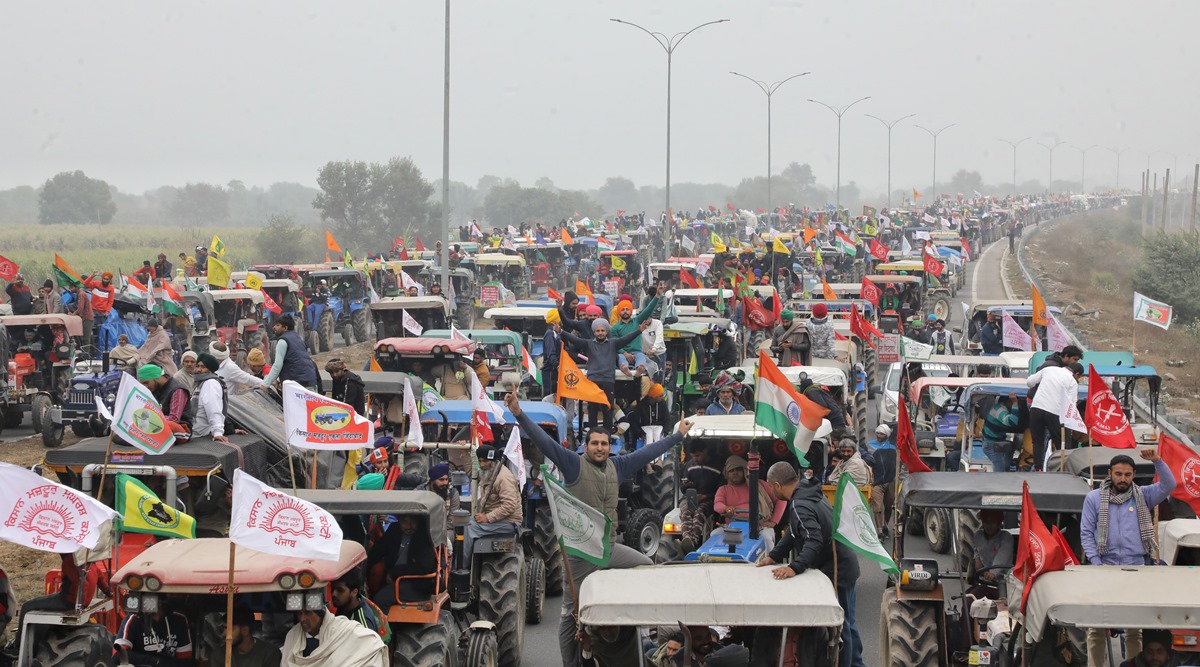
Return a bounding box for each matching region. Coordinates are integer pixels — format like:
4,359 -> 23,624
3,0 -> 1197,197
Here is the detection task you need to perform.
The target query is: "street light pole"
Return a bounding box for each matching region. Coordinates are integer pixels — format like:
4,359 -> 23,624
1106,147 -> 1134,192
1036,140 -> 1065,194
612,17 -> 729,259
915,123 -> 956,200
998,137 -> 1031,199
438,0 -> 451,295
730,71 -> 810,214
808,96 -> 871,208
1070,144 -> 1099,192
865,113 -> 915,210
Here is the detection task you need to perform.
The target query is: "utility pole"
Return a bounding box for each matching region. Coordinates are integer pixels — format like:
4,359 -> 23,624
1142,170 -> 1149,234
1162,169 -> 1170,231
1191,164 -> 1198,232
1037,140 -> 1065,194
439,0 -> 451,295
999,137 -> 1031,198
915,123 -> 956,200
730,71 -> 810,214
809,96 -> 872,208
865,113 -> 915,210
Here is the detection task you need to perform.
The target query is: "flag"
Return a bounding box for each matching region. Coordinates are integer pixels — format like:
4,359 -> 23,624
741,297 -> 774,330
547,287 -> 562,301
711,232 -> 727,253
900,336 -> 933,361
863,205 -> 877,217
504,426 -> 528,489
522,345 -> 542,385
261,289 -> 282,315
863,221 -> 879,237
1046,312 -> 1073,352
868,238 -> 889,261
860,277 -> 880,307
679,269 -> 700,289
541,464 -> 611,566
281,380 -> 374,450
561,227 -> 574,244
832,473 -> 898,575
726,203 -> 735,211
688,347 -> 698,375
474,410 -> 494,443
115,473 -> 195,539
0,463 -> 118,553
501,238 -> 517,252
773,236 -> 790,254
680,235 -> 696,254
402,379 -> 423,447
535,231 -> 547,245
415,237 -> 426,252
960,237 -> 973,260
611,256 -> 627,271
1051,526 -> 1080,567
850,305 -> 882,349
1001,311 -> 1032,350
901,235 -> 913,256
450,325 -> 470,344
803,227 -> 818,245
1133,292 -> 1173,330
896,397 -> 933,473
210,235 -> 226,257
754,351 -> 828,466
207,255 -> 233,289
401,309 -> 423,336
468,365 -> 507,424
0,254 -> 18,281
1158,434 -> 1200,515
1013,481 -> 1065,611
913,188 -> 923,199
814,245 -> 824,267
230,469 -> 343,561
420,383 -> 443,413
124,275 -> 152,303
833,231 -> 856,256
159,281 -> 185,316
53,253 -> 84,288
1085,367 -> 1136,448
923,249 -> 945,277
557,345 -> 610,407
343,250 -> 353,267
1031,285 -> 1048,327
575,279 -> 593,297
822,279 -> 837,300
111,372 -> 178,455
242,273 -> 262,291
596,236 -> 616,250
325,230 -> 342,253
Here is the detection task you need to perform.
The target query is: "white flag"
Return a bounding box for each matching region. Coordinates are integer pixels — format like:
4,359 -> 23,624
1133,291 -> 1173,330
541,464 -> 611,566
681,235 -> 696,253
111,372 -> 178,455
1046,312 -> 1073,351
0,463 -> 118,553
693,261 -> 710,277
832,473 -> 898,574
901,235 -> 913,256
401,309 -> 423,336
447,277 -> 457,313
281,380 -> 375,450
468,367 -> 506,424
229,469 -> 343,561
504,425 -> 527,489
400,270 -> 424,296
402,379 -> 424,447
1001,311 -> 1033,350
1063,397 -> 1087,434
900,336 -> 933,361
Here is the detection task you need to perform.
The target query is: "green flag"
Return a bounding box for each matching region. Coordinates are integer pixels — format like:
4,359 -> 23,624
832,473 -> 898,575
540,465 -> 611,566
115,473 -> 196,539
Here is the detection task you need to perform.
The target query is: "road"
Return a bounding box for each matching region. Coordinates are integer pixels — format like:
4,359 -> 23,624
520,235 -> 1013,665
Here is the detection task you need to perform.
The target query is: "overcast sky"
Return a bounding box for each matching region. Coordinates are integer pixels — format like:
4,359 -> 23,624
3,1 -> 1196,197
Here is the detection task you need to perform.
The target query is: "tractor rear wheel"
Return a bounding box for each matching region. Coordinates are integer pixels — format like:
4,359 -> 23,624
880,588 -> 939,667
854,390 -> 870,450
477,550 -> 525,667
957,508 -> 982,572
531,504 -> 563,595
391,610 -> 458,667
341,323 -> 353,347
642,457 -> 676,517
31,623 -> 115,667
318,311 -> 334,352
925,507 -> 951,554
463,629 -> 499,667
624,508 -> 662,558
525,556 -> 545,625
352,308 -> 370,343
4,406 -> 23,429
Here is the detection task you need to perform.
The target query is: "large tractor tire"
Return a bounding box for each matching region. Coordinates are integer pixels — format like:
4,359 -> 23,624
854,391 -> 870,449
624,508 -> 662,558
654,536 -> 684,564
341,323 -> 354,348
957,508 -> 982,573
455,306 -> 474,330
879,588 -> 939,667
352,308 -> 370,343
641,457 -> 676,517
403,451 -> 429,479
931,296 -> 952,324
925,506 -> 952,554
4,407 -> 23,429
863,346 -> 878,392
525,556 -> 545,625
463,629 -> 499,667
906,508 -> 925,536
70,421 -> 94,438
391,611 -> 459,667
531,504 -> 563,595
477,550 -> 525,667
318,311 -> 335,352
32,623 -> 115,667
31,394 -> 51,434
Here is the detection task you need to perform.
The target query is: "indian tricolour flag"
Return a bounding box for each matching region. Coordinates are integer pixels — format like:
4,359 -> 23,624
596,236 -> 616,250
125,275 -> 152,304
832,472 -> 899,575
754,350 -> 829,466
522,345 -> 541,385
158,281 -> 186,316
833,231 -> 857,256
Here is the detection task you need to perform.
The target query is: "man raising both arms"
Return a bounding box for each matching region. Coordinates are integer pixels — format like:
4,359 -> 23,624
504,392 -> 693,667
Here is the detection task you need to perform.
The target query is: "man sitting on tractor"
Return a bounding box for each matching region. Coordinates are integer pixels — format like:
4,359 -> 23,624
331,568 -> 391,647
117,601 -> 195,666
281,607 -> 386,667
713,455 -> 784,551
463,443 -> 524,562
212,606 -> 281,667
110,333 -> 141,369
366,515 -> 438,609
971,510 -> 1013,591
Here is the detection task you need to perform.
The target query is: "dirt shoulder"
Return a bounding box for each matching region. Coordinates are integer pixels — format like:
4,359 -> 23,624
1016,209 -> 1199,416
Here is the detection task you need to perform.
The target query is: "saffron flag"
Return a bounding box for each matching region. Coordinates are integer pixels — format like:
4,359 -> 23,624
111,373 -> 178,455
1159,434 -> 1200,515
575,280 -> 593,298
561,227 -> 574,244
1133,292 -> 1172,330
803,227 -> 818,245
1013,480 -> 1065,611
832,472 -> 898,575
207,255 -> 233,289
53,253 -> 84,288
541,463 -> 611,566
896,396 -> 933,473
754,351 -> 828,466
210,235 -> 227,257
860,277 -> 880,307
281,380 -> 374,450
0,463 -> 118,552
1085,367 -> 1136,448
1031,285 -> 1049,327
325,230 -> 342,253
0,254 -> 19,281
868,239 -> 889,261
557,345 -> 610,407
547,287 -> 562,301
913,188 -> 923,199
822,279 -> 837,300
115,473 -> 195,539
229,469 -> 343,561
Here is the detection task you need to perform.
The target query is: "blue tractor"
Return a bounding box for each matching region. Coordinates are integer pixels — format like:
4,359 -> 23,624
49,353 -> 127,444
303,269 -> 372,351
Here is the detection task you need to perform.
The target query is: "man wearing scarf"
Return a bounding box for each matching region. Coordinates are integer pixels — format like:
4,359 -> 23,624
770,309 -> 811,366
1080,448 -> 1176,665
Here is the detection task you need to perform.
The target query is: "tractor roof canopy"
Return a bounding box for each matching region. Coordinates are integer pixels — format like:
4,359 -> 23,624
900,472 -> 1090,513
292,489 -> 448,547
0,314 -> 84,336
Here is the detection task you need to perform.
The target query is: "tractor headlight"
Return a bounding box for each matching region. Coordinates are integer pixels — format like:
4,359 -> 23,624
304,591 -> 325,610
105,393 -> 116,404
141,594 -> 160,614
285,593 -> 303,611
124,594 -> 140,612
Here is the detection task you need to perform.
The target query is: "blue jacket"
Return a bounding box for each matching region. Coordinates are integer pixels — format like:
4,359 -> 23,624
1080,459 -> 1175,565
516,411 -> 682,486
980,321 -> 1003,354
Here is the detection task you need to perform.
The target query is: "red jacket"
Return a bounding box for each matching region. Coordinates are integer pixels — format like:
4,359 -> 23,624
83,277 -> 115,314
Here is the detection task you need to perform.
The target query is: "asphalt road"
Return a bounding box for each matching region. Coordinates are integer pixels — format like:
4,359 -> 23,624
520,236 -> 1012,666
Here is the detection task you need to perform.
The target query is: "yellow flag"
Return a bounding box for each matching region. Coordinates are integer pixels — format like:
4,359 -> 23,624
244,274 -> 263,290
207,255 -> 232,289
210,234 -> 227,257
711,231 -> 727,253
814,246 -> 824,267
611,256 -> 627,271
688,347 -> 699,375
115,473 -> 195,539
1031,284 -> 1048,327
773,236 -> 789,254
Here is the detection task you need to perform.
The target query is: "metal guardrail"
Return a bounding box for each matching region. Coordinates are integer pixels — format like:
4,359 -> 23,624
1013,212 -> 1196,446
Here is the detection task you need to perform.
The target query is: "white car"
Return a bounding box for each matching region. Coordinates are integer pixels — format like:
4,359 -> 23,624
876,361 -> 952,424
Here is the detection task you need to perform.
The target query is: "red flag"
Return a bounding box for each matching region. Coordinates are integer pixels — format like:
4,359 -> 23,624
960,237 -> 972,261
896,397 -> 933,473
392,237 -> 404,250
708,205 -> 717,212
547,287 -> 563,301
616,209 -> 625,216
860,277 -> 880,307
1084,367 -> 1136,448
679,269 -> 700,289
1159,434 -> 1200,515
771,287 -> 781,324
399,247 -> 410,260
741,297 -> 774,330
869,238 -> 889,261
923,247 -> 945,277
0,254 -> 19,281
415,237 -> 426,252
261,289 -> 282,315
1013,481 -> 1065,611
850,305 -> 882,350
756,208 -> 765,214
834,330 -> 847,341
473,411 -> 494,443
1051,526 -> 1080,567
726,203 -> 735,211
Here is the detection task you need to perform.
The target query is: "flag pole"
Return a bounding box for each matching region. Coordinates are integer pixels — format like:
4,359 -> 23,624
94,430 -> 117,502
1058,426 -> 1066,472
558,539 -> 582,641
310,451 -> 318,490
225,540 -> 236,665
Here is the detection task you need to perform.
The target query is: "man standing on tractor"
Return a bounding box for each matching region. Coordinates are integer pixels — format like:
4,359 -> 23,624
504,392 -> 693,667
612,283 -> 664,378
930,318 -> 955,355
980,310 -> 1003,356
324,358 -> 366,416
3,274 -> 32,315
552,315 -> 649,431
463,443 -> 524,562
260,315 -> 319,391
771,309 -> 811,367
83,271 -> 116,321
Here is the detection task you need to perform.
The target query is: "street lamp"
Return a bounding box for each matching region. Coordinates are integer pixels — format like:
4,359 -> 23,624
730,71 -> 810,214
865,113 -> 915,210
1036,140 -> 1065,194
998,137 -> 1031,199
611,17 -> 730,259
1069,144 -> 1099,192
808,96 -> 871,208
438,0 -> 451,294
914,123 -> 956,200
1106,147 -> 1135,193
